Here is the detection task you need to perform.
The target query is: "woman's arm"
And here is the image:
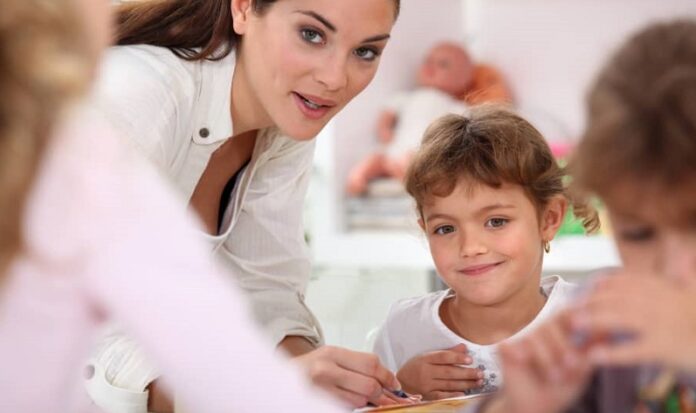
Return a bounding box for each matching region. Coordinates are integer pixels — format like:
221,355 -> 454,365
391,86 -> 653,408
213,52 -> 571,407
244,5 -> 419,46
81,121 -> 346,413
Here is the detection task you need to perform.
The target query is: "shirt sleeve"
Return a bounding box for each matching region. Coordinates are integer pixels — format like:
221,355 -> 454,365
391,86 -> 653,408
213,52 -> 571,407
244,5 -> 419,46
372,308 -> 399,372
217,135 -> 323,347
79,122 -> 344,413
88,46 -> 187,169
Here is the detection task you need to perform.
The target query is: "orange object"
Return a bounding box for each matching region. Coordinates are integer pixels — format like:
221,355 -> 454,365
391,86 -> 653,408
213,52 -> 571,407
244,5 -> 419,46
462,64 -> 514,105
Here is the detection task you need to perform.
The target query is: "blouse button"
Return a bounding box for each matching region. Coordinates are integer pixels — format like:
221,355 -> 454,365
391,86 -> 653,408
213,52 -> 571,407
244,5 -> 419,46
199,128 -> 210,138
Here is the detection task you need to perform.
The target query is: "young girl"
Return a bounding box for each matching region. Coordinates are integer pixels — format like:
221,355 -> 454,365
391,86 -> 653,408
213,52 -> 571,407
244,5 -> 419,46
89,0 -> 403,410
372,107 -> 598,400
0,0 -> 403,411
475,19 -> 696,413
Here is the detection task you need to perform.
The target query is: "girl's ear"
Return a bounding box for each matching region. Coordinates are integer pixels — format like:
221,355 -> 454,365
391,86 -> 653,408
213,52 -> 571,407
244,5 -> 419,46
418,218 -> 426,232
231,0 -> 253,35
540,195 -> 568,243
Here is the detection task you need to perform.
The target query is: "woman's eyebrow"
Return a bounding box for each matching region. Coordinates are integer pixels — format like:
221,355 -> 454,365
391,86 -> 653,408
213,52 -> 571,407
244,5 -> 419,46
295,10 -> 336,32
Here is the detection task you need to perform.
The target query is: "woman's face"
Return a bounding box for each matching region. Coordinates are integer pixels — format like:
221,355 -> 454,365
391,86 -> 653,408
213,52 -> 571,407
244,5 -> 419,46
232,0 -> 397,140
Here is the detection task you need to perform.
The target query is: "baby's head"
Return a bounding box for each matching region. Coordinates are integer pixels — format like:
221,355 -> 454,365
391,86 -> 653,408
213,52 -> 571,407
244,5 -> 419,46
572,20 -> 696,283
405,106 -> 598,305
417,42 -> 475,98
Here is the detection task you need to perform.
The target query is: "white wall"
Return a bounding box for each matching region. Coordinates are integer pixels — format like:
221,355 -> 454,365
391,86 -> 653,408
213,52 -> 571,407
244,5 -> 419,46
463,0 -> 696,140
323,0 -> 467,194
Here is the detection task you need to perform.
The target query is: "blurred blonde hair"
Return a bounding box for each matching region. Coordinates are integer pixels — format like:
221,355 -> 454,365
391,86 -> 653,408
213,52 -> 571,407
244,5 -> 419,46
0,0 -> 94,275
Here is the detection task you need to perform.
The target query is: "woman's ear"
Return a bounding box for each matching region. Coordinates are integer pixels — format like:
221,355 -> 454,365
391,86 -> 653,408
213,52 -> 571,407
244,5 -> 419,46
540,195 -> 568,242
231,0 -> 253,35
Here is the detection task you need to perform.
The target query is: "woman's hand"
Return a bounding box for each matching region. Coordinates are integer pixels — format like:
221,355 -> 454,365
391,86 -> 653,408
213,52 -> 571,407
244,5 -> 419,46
396,344 -> 482,400
294,345 -> 409,408
483,311 -> 591,413
571,273 -> 696,371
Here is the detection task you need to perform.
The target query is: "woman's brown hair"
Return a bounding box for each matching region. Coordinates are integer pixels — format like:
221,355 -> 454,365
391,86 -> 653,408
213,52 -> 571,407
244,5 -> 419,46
405,105 -> 599,233
116,0 -> 401,61
571,19 -> 696,198
0,0 -> 94,275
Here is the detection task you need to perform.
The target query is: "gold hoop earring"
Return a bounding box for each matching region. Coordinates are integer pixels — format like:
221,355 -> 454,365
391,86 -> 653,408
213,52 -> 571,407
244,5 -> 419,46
543,240 -> 551,254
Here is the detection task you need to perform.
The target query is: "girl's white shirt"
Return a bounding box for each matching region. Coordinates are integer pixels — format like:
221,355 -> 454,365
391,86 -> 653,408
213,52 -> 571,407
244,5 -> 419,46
373,275 -> 577,395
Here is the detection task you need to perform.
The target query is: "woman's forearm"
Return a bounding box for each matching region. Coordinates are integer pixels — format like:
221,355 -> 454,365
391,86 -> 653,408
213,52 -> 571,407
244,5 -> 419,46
279,335 -> 318,357
147,379 -> 175,413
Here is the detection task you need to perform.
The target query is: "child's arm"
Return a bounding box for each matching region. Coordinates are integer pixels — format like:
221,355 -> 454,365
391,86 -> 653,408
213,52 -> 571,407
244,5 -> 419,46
570,272 -> 696,372
479,311 -> 593,413
396,344 -> 483,400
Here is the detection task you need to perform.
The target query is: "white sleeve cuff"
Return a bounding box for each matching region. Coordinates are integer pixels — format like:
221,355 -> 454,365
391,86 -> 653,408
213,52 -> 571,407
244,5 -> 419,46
84,359 -> 149,413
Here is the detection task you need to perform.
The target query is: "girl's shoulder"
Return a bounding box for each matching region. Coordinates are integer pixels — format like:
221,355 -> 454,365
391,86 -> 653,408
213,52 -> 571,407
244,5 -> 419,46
541,274 -> 578,302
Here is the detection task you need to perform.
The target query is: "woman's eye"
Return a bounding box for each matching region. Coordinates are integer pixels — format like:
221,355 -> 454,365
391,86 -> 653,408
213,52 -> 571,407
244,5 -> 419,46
486,218 -> 508,228
300,28 -> 324,44
434,225 -> 455,235
354,47 -> 379,61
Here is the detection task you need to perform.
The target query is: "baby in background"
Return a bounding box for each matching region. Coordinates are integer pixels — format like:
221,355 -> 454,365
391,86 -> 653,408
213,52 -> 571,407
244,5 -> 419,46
372,106 -> 599,400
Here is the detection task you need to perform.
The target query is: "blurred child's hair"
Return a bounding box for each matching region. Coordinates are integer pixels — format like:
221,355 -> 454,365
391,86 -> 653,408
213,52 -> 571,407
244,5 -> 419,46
0,0 -> 93,274
572,19 -> 696,197
405,105 -> 599,233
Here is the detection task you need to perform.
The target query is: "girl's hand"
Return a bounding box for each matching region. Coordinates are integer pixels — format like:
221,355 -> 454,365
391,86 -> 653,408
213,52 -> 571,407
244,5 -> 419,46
571,273 -> 696,371
396,344 -> 483,400
294,345 -> 410,408
485,311 -> 591,413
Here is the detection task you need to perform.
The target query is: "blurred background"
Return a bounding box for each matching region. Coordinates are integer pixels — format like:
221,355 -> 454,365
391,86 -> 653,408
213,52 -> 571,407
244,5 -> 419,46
304,0 -> 696,351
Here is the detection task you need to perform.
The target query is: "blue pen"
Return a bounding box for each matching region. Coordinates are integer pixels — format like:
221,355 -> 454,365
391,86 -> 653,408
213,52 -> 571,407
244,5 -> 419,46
390,389 -> 408,398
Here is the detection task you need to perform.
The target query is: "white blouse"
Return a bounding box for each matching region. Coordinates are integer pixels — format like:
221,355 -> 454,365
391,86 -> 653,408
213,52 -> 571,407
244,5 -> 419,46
86,45 -> 322,410
0,111 -> 343,413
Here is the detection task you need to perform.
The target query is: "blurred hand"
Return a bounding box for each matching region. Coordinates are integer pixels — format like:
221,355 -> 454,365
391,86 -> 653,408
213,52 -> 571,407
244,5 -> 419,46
571,273 -> 696,372
396,344 -> 483,400
484,311 -> 591,413
294,345 -> 411,408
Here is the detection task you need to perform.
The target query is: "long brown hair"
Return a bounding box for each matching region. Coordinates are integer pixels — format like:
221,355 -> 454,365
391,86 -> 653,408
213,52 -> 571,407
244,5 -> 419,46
405,106 -> 599,233
116,0 -> 401,61
571,20 -> 696,197
0,0 -> 94,275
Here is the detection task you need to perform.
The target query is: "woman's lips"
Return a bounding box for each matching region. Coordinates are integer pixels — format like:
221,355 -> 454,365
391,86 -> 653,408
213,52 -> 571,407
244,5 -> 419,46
292,92 -> 335,120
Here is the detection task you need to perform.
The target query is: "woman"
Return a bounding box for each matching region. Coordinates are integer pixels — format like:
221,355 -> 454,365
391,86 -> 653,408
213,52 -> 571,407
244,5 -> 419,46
88,0 -> 403,411
0,0 -> 369,412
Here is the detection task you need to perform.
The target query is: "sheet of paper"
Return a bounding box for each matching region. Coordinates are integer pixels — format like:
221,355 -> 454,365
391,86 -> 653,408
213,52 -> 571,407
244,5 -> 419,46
354,394 -> 486,413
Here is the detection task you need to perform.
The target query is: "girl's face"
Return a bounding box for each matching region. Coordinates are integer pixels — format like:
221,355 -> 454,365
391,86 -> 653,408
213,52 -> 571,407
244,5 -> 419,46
231,0 -> 396,140
420,179 -> 565,307
605,181 -> 696,284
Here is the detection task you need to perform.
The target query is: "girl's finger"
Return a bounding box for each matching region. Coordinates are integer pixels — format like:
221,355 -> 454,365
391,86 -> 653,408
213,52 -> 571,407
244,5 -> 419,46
432,365 -> 483,381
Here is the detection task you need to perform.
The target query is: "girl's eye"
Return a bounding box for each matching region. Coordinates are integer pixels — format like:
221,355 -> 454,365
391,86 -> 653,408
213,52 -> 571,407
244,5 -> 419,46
354,47 -> 379,62
434,225 -> 455,235
486,218 -> 508,228
619,227 -> 655,242
300,28 -> 324,45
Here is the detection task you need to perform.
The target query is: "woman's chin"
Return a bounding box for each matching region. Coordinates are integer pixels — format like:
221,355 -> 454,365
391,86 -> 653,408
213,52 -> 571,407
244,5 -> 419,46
280,124 -> 325,141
